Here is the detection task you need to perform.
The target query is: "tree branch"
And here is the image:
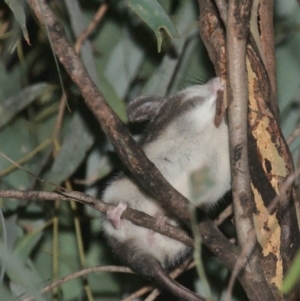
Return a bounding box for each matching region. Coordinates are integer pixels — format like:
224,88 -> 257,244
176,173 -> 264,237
21,266 -> 132,301
198,0 -> 226,78
197,2 -> 273,298
0,189 -> 193,247
25,0 -> 239,272
26,0 -> 190,223
258,0 -> 278,119
227,0 -> 253,246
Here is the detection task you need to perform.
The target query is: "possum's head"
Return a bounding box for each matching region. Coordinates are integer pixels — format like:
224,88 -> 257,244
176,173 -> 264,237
127,78 -> 224,125
126,77 -> 225,145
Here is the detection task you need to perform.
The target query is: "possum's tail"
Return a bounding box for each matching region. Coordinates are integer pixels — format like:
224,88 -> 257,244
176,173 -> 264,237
150,258 -> 205,301
106,238 -> 205,301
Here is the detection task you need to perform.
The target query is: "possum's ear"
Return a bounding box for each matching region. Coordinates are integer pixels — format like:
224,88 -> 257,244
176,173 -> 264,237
127,95 -> 165,123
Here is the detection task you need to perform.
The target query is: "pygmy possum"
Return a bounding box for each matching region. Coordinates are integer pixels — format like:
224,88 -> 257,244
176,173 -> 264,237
102,77 -> 231,301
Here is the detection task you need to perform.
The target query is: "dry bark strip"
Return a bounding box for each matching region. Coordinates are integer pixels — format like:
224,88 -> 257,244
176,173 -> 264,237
198,0 -> 300,300
247,42 -> 300,300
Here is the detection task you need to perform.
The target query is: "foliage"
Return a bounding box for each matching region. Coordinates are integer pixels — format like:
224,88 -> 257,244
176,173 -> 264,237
0,0 -> 299,300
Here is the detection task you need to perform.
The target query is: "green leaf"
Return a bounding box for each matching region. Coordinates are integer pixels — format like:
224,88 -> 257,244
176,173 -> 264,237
282,250 -> 300,294
189,167 -> 215,206
4,0 -> 30,44
14,218 -> 44,262
91,19 -> 128,122
142,0 -> 199,95
42,112 -> 94,190
0,118 -> 39,191
128,0 -> 179,52
0,242 -> 46,301
104,30 -> 144,99
0,83 -> 49,130
0,285 -> 15,301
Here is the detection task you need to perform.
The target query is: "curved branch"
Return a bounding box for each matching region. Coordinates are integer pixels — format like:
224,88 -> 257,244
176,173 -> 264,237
226,1 -> 276,300
25,0 -> 239,271
0,189 -> 193,247
26,0 -> 190,223
258,0 -> 278,119
227,0 -> 252,252
22,266 -> 132,301
198,0 -> 226,79
0,188 -> 239,270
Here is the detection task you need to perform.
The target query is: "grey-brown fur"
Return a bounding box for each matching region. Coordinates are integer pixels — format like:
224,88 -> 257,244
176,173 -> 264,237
102,78 -> 230,301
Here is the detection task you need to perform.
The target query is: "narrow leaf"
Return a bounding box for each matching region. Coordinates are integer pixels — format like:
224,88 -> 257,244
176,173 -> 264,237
4,0 -> 30,44
0,83 -> 49,130
128,0 -> 179,52
282,250 -> 300,293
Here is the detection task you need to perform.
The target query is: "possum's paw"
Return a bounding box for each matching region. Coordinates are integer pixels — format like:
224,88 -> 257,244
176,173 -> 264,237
106,202 -> 127,230
147,214 -> 169,245
211,77 -> 224,94
155,214 -> 168,228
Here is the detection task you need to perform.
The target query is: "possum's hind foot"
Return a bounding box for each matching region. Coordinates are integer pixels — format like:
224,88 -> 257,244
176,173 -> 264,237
106,202 -> 127,229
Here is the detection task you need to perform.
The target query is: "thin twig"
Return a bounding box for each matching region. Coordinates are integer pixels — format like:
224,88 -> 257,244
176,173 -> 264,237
121,286 -> 154,301
227,0 -> 253,248
21,266 -> 132,301
214,204 -> 233,227
0,189 -> 194,247
214,0 -> 228,23
259,0 -> 278,118
0,141 -> 52,177
52,93 -> 67,141
26,0 -> 239,271
75,3 -> 108,55
286,122 -> 300,145
295,154 -> 300,230
27,0 -> 191,224
144,260 -> 195,301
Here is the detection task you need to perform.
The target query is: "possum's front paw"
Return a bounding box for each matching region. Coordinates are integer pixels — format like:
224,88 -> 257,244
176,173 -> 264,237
106,202 -> 127,229
210,77 -> 224,94
155,214 -> 168,228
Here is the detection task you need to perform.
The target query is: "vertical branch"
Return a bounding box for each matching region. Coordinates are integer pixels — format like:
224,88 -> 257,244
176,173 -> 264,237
198,0 -> 226,78
26,0 -> 191,222
198,0 -> 227,125
199,0 -> 300,300
198,1 -> 275,300
246,2 -> 300,299
227,0 -> 253,246
258,0 -> 278,118
226,1 -> 276,300
26,0 -> 240,273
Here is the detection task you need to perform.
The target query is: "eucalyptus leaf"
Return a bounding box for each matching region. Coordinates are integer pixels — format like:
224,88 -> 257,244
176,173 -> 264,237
0,242 -> 46,301
105,28 -> 144,99
189,167 -> 215,206
56,232 -> 82,300
92,19 -> 128,122
14,219 -> 44,262
3,215 -> 18,251
0,118 -> 38,190
42,112 -> 94,190
4,0 -> 30,44
142,0 -> 198,95
84,149 -> 113,202
282,250 -> 300,293
0,285 -> 15,301
128,0 -> 179,52
0,83 -> 49,130
65,0 -> 101,89
0,62 -> 22,101
85,241 -> 121,298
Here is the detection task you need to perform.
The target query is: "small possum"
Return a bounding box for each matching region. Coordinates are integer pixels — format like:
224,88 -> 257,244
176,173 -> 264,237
102,78 -> 231,301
